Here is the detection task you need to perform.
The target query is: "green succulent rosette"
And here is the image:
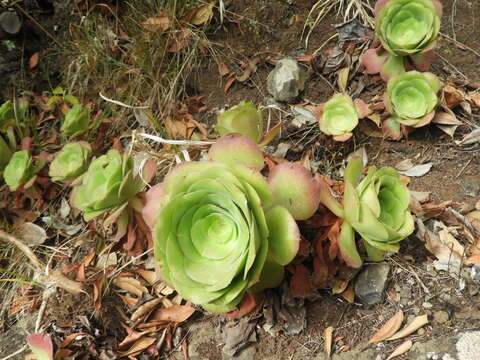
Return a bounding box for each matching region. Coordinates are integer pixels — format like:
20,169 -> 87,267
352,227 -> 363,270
49,142 -> 92,182
320,158 -> 414,267
4,150 -> 45,191
216,101 -> 263,143
61,104 -> 90,137
317,94 -> 371,142
383,71 -> 440,138
361,0 -> 443,81
0,101 -> 14,129
71,149 -> 144,221
142,134 -> 320,312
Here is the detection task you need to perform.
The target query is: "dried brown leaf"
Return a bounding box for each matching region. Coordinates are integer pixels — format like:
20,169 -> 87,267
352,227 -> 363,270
217,61 -> 230,76
190,3 -> 214,25
117,336 -> 156,357
324,326 -> 334,358
224,75 -> 236,93
337,67 -> 349,93
29,52 -> 40,69
340,283 -> 354,303
136,269 -> 159,285
149,304 -> 196,323
113,277 -> 148,297
386,340 -> 413,359
367,311 -> 404,344
141,15 -> 171,32
387,314 -> 428,340
131,298 -> 163,322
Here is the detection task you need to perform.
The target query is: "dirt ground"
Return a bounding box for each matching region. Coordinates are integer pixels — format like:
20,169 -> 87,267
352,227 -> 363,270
1,0 -> 480,359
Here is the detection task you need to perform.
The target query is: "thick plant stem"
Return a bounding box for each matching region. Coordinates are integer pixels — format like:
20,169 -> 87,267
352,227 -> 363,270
363,239 -> 386,262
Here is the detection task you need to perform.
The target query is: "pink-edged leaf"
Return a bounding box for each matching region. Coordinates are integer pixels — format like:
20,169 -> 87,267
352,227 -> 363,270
312,103 -> 324,119
142,159 -> 158,184
339,221 -> 363,268
333,133 -> 353,142
410,50 -> 435,72
380,55 -> 405,82
142,183 -> 165,229
412,111 -> 436,128
26,333 -> 53,360
432,0 -> 443,16
268,163 -> 320,220
361,48 -> 388,75
374,0 -> 393,16
354,99 -> 372,118
265,205 -> 301,265
383,92 -> 393,113
209,134 -> 264,170
383,117 -> 403,140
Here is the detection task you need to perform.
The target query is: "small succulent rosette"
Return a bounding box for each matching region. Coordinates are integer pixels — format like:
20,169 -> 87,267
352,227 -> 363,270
61,104 -> 90,137
4,150 -> 45,191
49,142 -> 92,182
71,149 -> 144,221
317,94 -> 371,142
143,134 -> 320,312
361,0 -> 443,81
320,158 -> 414,267
216,101 -> 263,143
383,71 -> 441,139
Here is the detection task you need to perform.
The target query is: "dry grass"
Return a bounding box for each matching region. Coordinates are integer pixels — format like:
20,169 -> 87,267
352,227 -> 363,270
303,0 -> 375,48
62,0 -> 219,131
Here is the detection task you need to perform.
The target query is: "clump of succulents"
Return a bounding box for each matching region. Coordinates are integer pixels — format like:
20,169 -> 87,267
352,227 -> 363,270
216,101 -> 263,143
4,150 -> 45,191
319,158 -> 414,267
361,0 -> 443,81
383,71 -> 441,138
143,134 -> 320,312
317,94 -> 371,141
49,142 -> 92,182
61,104 -> 90,137
71,149 -> 144,221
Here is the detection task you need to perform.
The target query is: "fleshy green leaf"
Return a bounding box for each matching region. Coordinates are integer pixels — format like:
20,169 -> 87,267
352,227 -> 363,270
216,101 -> 263,143
265,205 -> 300,265
208,134 -> 264,171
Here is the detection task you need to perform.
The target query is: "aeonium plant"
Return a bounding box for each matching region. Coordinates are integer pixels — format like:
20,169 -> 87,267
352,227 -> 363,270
3,150 -> 46,192
383,71 -> 441,139
361,0 -> 443,81
143,134 -> 320,312
71,149 -> 146,221
61,104 -> 90,137
216,101 -> 263,143
49,142 -> 92,182
317,94 -> 371,142
319,157 -> 414,267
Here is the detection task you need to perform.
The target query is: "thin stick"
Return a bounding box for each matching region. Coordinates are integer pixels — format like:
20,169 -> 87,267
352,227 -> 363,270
0,345 -> 28,360
13,4 -> 63,48
440,32 -> 480,59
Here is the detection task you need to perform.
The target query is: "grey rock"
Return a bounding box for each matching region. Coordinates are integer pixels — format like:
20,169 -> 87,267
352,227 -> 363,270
433,310 -> 450,324
461,181 -> 480,197
456,331 -> 480,360
266,59 -> 305,103
0,11 -> 21,36
354,263 -> 391,306
470,264 -> 480,284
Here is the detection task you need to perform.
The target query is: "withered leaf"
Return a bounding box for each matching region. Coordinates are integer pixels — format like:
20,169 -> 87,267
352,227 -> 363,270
117,336 -> 156,357
324,326 -> 334,358
386,340 -> 413,359
113,277 -> 148,297
131,297 -> 163,322
141,15 -> 171,32
367,311 -> 404,344
387,314 -> 428,340
149,304 -> 196,323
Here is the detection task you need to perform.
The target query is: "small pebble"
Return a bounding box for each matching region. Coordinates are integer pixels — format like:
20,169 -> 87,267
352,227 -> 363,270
433,310 -> 449,324
462,181 -> 480,197
418,328 -> 426,336
422,301 -> 433,309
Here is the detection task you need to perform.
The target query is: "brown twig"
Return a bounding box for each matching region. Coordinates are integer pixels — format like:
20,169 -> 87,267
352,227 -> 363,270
0,229 -> 84,295
13,4 -> 63,48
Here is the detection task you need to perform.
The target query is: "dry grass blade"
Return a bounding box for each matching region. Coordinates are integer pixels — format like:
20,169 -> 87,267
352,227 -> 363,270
386,340 -> 413,360
387,314 -> 428,341
367,310 -> 404,344
303,0 -> 374,47
324,326 -> 334,358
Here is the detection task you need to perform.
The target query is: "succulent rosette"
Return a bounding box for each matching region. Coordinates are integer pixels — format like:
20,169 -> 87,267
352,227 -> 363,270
143,134 -> 320,312
49,142 -> 92,182
61,104 -> 90,137
320,158 -> 414,267
4,150 -> 45,191
317,94 -> 371,142
216,101 -> 263,143
361,0 -> 443,81
71,149 -> 144,220
383,71 -> 440,137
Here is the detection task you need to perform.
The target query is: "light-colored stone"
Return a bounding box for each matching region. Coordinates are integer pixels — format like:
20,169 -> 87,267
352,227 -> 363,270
266,59 -> 305,103
433,310 -> 450,324
456,331 -> 480,360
